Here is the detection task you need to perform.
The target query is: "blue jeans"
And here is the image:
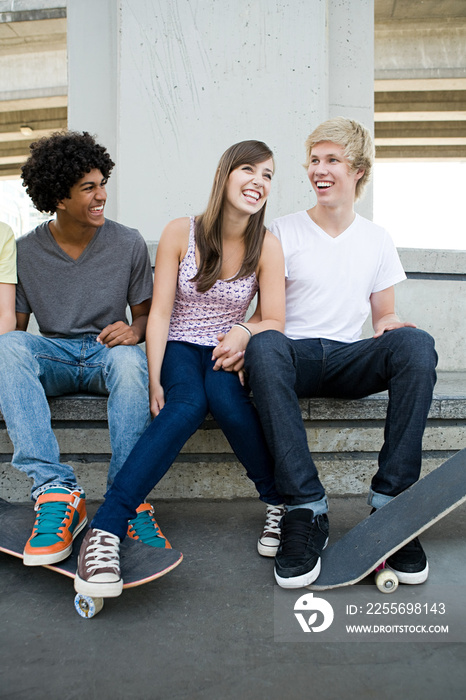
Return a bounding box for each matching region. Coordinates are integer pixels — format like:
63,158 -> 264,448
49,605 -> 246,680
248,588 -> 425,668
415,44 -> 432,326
0,331 -> 150,499
244,328 -> 438,511
92,341 -> 282,538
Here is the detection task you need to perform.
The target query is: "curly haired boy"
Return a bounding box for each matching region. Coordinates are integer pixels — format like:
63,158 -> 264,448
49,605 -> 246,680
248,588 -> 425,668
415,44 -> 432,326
0,131 -> 168,567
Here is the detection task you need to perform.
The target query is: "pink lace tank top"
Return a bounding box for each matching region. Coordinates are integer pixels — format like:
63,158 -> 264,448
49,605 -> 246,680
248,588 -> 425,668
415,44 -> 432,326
167,217 -> 259,346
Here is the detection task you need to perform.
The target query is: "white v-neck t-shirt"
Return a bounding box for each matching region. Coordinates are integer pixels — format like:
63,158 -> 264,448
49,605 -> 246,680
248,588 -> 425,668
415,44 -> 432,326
269,210 -> 406,343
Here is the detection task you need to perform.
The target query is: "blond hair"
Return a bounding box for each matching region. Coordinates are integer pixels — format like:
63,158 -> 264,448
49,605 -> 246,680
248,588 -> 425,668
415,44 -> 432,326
304,117 -> 374,201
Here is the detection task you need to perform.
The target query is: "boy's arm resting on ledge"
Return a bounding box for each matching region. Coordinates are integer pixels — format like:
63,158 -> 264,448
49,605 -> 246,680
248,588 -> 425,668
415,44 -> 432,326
370,286 -> 416,338
97,298 -> 152,347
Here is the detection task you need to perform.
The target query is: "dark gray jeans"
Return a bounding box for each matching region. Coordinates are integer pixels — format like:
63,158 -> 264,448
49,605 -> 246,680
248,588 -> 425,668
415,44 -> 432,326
244,328 -> 437,511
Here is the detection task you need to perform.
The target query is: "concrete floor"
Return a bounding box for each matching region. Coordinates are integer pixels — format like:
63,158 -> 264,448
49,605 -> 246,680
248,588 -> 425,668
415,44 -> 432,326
1,497 -> 465,700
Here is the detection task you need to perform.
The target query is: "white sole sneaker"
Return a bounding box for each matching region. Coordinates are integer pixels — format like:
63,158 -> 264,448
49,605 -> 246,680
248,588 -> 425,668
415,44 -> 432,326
257,539 -> 279,557
385,561 -> 429,585
23,516 -> 88,566
74,573 -> 123,598
275,558 -> 322,589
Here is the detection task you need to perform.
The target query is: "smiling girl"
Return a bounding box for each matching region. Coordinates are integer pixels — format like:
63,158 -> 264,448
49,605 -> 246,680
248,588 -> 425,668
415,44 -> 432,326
75,140 -> 286,597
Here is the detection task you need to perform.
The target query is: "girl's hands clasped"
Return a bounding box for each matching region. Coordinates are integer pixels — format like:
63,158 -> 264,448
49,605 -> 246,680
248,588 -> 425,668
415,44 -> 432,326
211,326 -> 250,373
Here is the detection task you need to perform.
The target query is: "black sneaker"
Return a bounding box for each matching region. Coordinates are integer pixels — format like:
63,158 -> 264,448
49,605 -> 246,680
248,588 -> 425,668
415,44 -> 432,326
370,508 -> 429,585
274,508 -> 329,588
386,537 -> 429,584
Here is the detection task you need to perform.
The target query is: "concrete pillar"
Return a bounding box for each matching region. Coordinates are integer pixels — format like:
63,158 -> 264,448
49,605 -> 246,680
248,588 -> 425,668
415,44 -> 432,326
67,0 -> 119,221
328,1 -> 374,218
67,0 -> 374,238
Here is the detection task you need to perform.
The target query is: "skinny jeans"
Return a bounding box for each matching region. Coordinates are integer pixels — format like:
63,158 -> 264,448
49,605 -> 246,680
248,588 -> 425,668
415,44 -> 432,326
92,341 -> 281,539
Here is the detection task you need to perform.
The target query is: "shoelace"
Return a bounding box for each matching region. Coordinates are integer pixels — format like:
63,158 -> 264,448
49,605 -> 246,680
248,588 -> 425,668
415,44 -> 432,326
85,530 -> 120,574
263,505 -> 285,535
129,510 -> 163,545
280,518 -> 316,555
34,501 -> 71,536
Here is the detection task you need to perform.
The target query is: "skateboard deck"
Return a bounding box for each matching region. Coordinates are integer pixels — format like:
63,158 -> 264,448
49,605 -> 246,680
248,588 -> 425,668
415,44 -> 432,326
0,498 -> 183,616
308,448 -> 466,592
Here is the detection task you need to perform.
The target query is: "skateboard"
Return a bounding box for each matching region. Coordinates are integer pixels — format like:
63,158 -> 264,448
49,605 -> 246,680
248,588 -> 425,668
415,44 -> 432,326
308,448 -> 466,593
0,498 -> 183,617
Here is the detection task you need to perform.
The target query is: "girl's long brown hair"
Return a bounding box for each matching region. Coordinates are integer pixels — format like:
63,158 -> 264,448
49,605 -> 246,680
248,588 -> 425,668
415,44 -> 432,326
191,140 -> 274,293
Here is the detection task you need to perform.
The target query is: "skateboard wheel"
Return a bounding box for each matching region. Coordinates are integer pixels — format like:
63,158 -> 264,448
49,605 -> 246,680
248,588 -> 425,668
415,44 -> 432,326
375,569 -> 399,594
74,593 -> 104,618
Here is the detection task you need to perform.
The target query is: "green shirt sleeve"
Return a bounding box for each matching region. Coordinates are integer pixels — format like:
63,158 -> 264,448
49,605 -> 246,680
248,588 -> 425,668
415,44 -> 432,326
0,222 -> 17,284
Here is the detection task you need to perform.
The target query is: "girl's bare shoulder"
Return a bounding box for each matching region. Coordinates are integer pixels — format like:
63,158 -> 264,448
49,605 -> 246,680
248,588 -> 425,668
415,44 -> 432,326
261,228 -> 284,256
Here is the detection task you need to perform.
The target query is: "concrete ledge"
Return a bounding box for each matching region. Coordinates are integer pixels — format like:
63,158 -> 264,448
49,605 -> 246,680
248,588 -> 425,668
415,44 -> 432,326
398,248 -> 466,276
1,371 -> 465,502
361,250 -> 466,371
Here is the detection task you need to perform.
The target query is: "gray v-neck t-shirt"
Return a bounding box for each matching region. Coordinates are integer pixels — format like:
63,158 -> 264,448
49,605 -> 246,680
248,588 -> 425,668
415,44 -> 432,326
15,219 -> 153,338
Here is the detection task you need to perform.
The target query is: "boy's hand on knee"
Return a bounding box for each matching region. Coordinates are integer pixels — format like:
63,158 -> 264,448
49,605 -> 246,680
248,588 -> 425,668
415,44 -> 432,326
97,322 -> 139,347
373,320 -> 417,339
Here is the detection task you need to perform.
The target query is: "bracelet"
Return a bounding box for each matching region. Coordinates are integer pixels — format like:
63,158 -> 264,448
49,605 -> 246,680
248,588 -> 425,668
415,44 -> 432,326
233,323 -> 252,338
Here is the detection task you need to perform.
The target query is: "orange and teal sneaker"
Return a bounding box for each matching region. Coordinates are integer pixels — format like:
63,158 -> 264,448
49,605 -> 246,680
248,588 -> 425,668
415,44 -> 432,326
23,488 -> 88,566
127,503 -> 172,548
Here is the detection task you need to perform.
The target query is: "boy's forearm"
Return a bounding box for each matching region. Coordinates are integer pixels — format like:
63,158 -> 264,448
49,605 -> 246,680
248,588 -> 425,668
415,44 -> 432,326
130,314 -> 149,343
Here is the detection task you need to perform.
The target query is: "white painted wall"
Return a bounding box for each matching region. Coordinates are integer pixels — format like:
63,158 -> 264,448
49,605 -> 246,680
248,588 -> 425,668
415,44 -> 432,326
67,0 -> 119,219
67,0 -> 374,239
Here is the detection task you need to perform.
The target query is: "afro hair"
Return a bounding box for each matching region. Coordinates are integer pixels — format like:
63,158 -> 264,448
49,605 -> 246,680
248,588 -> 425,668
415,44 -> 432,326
21,131 -> 115,213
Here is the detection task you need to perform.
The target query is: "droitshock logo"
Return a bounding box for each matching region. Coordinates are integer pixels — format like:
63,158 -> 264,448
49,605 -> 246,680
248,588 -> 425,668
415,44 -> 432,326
294,592 -> 334,633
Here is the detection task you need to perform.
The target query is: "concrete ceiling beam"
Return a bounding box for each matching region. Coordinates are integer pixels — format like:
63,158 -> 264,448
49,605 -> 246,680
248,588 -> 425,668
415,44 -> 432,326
0,167 -> 23,179
0,106 -> 67,127
375,146 -> 466,161
0,128 -> 62,142
376,90 -> 466,108
376,137 -> 466,146
0,154 -> 28,166
375,78 -> 466,91
0,95 -> 67,112
375,112 -> 466,122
